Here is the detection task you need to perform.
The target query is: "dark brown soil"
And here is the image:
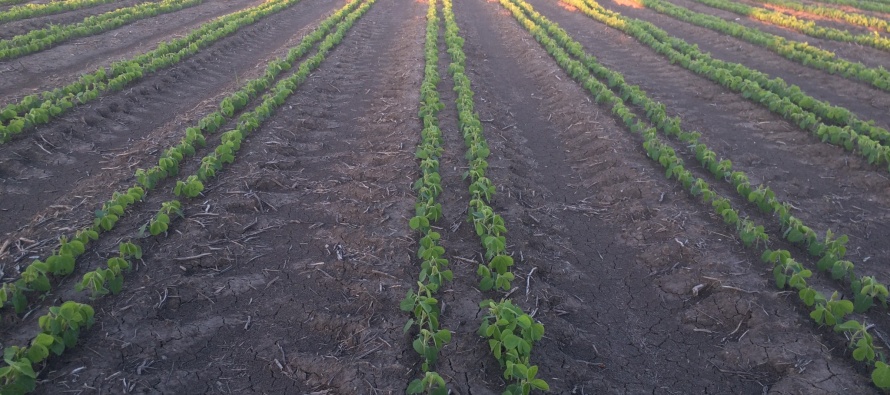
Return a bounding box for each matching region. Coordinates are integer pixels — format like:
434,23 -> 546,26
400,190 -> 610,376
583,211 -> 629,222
0,0 -> 888,392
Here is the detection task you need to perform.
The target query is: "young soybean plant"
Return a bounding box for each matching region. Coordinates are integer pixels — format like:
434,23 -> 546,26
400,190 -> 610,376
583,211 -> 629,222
407,371 -> 448,395
479,299 -> 548,394
401,283 -> 451,370
479,299 -> 550,395
145,200 -> 182,236
0,301 -> 95,394
75,242 -> 141,298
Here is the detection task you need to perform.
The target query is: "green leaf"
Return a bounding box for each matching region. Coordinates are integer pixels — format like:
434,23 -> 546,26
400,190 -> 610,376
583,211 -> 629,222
480,275 -> 495,291
400,292 -> 417,312
854,339 -> 875,362
531,323 -> 544,340
502,334 -> 522,350
434,329 -> 452,344
873,361 -> 890,389
489,255 -> 513,274
25,344 -> 48,364
412,337 -> 424,356
787,228 -> 805,243
99,214 -> 118,231
406,379 -> 424,394
810,308 -> 825,324
10,358 -> 36,379
48,337 -> 65,355
107,273 -> 124,294
409,216 -> 429,230
423,342 -> 438,363
529,378 -> 550,390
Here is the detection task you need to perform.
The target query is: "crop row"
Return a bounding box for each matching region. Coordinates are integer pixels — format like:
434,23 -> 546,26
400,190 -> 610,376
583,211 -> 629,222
1,0 -> 360,316
689,0 -> 890,52
572,0 -> 890,313
0,0 -> 306,143
0,0 -> 116,24
0,0 -> 203,60
156,0 -> 376,204
403,1 -> 451,393
0,240 -> 140,394
0,0 -> 375,393
571,0 -> 890,172
0,0 -> 320,317
134,0 -> 364,195
500,0 -> 890,387
442,0 -> 548,393
752,0 -> 890,33
122,0 -> 374,303
638,0 -> 890,94
568,0 -> 890,312
0,187 -> 144,316
809,0 -> 890,15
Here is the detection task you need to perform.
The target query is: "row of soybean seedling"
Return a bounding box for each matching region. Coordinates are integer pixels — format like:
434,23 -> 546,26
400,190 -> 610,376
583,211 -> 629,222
5,0 -> 370,317
0,0 -> 354,318
571,0 -> 890,172
0,0 -> 116,24
0,0 -> 316,310
0,0 -> 204,60
0,240 -> 141,394
0,0 -> 306,143
499,0 -> 890,388
0,2 -> 376,393
446,0 -> 548,392
689,0 -> 890,52
635,0 -> 890,93
403,0 -> 451,392
0,186 -> 144,316
567,0 -> 890,315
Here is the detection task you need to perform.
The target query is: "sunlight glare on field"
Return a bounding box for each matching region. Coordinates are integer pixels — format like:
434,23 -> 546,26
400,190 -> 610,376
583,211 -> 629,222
612,0 -> 644,9
558,1 -> 579,12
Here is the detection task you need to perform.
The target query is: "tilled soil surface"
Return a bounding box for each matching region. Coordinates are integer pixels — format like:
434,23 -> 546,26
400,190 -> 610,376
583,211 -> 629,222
0,0 -> 339,238
0,0 -> 888,393
530,0 -> 890,295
